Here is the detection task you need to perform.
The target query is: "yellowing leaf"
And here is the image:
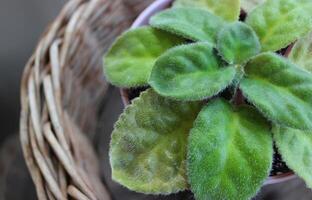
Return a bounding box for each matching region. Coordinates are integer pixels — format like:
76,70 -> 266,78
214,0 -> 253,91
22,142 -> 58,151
174,0 -> 240,22
110,89 -> 202,194
246,0 -> 312,52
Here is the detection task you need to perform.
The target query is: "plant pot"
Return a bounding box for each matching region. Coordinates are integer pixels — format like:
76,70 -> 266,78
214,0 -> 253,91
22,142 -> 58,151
119,0 -> 296,186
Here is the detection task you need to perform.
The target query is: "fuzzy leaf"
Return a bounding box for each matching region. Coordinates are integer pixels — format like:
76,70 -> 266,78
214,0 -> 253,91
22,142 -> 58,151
217,22 -> 261,64
289,32 -> 312,72
103,27 -> 185,87
240,52 -> 312,130
241,0 -> 266,13
246,0 -> 312,52
274,125 -> 312,188
150,7 -> 225,43
173,0 -> 240,22
109,89 -> 202,194
188,99 -> 273,200
149,43 -> 236,101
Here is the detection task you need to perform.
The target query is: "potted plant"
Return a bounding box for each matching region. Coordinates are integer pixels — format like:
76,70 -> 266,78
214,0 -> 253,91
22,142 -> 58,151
103,0 -> 312,199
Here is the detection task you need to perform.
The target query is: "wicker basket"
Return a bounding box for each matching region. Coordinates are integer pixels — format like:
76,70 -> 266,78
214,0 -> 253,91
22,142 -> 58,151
19,0 -> 153,199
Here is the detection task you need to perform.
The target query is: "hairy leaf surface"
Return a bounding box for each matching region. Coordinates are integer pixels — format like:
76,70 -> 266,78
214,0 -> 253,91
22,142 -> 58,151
246,0 -> 312,52
173,0 -> 240,21
289,32 -> 312,72
110,89 -> 202,194
150,7 -> 225,43
241,0 -> 266,13
240,53 -> 312,130
103,27 -> 184,87
149,43 -> 236,101
274,126 -> 312,188
188,99 -> 272,200
217,22 -> 261,64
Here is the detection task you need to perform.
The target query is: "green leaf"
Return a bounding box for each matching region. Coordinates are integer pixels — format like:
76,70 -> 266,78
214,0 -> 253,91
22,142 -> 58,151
173,0 -> 240,22
241,0 -> 266,13
188,99 -> 273,200
109,89 -> 202,194
217,22 -> 261,64
289,32 -> 312,72
149,42 -> 236,101
150,7 -> 225,43
240,52 -> 312,130
103,27 -> 185,87
246,0 -> 312,52
274,125 -> 312,188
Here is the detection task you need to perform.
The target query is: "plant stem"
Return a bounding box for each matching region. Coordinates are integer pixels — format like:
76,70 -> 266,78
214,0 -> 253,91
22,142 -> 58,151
232,88 -> 245,105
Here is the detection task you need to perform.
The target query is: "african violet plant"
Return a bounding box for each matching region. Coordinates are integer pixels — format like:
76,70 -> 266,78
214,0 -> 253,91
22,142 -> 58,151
103,0 -> 312,199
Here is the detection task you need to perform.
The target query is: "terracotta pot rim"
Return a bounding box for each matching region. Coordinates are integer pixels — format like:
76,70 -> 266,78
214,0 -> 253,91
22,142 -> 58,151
119,0 -> 296,185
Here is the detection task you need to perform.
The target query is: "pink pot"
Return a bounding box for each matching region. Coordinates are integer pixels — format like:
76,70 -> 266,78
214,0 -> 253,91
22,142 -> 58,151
119,0 -> 296,185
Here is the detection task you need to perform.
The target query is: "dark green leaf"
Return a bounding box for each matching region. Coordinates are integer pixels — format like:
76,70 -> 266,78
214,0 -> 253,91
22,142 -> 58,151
246,0 -> 312,52
188,99 -> 273,200
217,22 -> 261,64
103,27 -> 185,87
149,43 -> 236,101
110,89 -> 202,194
150,7 -> 225,43
240,52 -> 312,130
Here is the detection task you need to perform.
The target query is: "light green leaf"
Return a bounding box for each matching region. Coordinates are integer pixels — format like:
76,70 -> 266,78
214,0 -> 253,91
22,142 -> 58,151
217,22 -> 261,64
103,27 -> 185,87
274,125 -> 312,188
149,43 -> 236,101
173,0 -> 240,22
109,89 -> 202,194
150,7 -> 225,43
289,32 -> 312,72
246,0 -> 312,52
188,99 -> 273,200
240,52 -> 312,130
241,0 -> 266,13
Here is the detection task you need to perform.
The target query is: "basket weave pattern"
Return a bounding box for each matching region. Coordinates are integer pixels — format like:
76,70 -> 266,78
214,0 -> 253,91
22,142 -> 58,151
19,0 -> 153,199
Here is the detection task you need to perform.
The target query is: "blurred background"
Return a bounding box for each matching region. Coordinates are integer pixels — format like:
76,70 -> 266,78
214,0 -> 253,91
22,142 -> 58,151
1,0 -> 312,199
0,0 -> 64,144
0,0 -> 64,199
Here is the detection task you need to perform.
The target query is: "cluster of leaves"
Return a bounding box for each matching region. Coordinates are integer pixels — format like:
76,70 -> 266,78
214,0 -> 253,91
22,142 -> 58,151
104,0 -> 312,199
